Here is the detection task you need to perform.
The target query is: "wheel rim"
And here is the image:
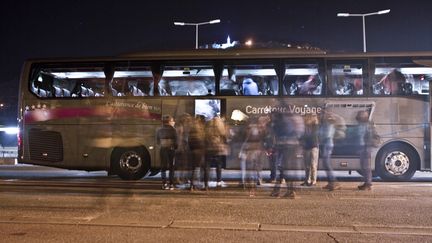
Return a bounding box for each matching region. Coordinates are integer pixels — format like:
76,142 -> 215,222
119,151 -> 142,174
384,151 -> 410,176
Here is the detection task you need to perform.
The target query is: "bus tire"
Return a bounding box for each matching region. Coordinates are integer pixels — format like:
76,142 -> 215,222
375,143 -> 418,181
111,147 -> 150,180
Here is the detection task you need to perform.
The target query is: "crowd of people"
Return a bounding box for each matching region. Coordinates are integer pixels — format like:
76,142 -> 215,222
156,108 -> 378,198
156,113 -> 228,191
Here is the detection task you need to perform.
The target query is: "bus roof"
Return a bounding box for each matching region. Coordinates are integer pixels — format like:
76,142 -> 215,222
25,48 -> 432,63
120,48 -> 432,60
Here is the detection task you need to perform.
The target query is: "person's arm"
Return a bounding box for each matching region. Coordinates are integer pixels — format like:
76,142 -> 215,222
171,127 -> 178,149
156,128 -> 161,146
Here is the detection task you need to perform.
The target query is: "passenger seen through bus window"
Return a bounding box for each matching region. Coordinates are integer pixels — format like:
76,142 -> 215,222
284,64 -> 322,96
290,75 -> 321,95
374,69 -> 407,95
220,64 -> 278,96
242,78 -> 259,95
330,64 -> 364,96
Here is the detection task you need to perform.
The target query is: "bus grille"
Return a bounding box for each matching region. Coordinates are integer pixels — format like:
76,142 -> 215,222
29,129 -> 63,162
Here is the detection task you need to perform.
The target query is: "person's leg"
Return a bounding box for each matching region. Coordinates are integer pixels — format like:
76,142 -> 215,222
202,154 -> 210,189
240,153 -> 246,185
271,148 -> 284,197
277,149 -> 285,183
160,148 -> 169,188
255,151 -> 263,185
303,149 -> 312,185
284,146 -> 297,198
216,155 -> 222,183
322,145 -> 335,183
189,150 -> 196,189
359,146 -> 372,189
322,145 -> 340,190
168,149 -> 175,187
268,152 -> 276,181
310,147 -> 319,185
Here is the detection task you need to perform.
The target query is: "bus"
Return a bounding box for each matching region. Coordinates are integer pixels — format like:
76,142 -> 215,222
17,48 -> 432,181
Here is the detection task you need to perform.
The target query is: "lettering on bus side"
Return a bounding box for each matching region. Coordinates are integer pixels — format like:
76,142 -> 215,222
111,100 -> 161,113
245,105 -> 322,115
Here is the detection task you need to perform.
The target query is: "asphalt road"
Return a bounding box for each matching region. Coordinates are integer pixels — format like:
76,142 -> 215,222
1,165 -> 432,242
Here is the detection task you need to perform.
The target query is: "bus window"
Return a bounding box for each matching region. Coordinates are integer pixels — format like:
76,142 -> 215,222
283,64 -> 322,96
373,63 -> 432,95
219,64 -> 277,96
31,73 -> 54,98
71,78 -> 104,97
111,65 -> 153,96
329,64 -> 364,96
160,65 -> 215,96
31,66 -> 105,98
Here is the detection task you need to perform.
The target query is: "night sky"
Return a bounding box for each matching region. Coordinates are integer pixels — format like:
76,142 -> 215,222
1,0 -> 432,125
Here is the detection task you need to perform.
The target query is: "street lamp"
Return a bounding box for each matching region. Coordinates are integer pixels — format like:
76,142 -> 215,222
174,19 -> 221,49
337,9 -> 390,52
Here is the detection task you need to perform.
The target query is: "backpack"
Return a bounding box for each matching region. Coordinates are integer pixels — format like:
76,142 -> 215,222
366,122 -> 381,147
324,112 -> 346,140
333,119 -> 346,140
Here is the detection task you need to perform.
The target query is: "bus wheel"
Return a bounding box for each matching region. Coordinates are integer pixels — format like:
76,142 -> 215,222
376,144 -> 418,181
112,147 -> 149,180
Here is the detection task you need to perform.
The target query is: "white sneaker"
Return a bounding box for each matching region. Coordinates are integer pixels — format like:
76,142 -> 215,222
216,181 -> 227,188
257,179 -> 263,185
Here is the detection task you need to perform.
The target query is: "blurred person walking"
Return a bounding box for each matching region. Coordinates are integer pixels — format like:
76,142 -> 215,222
265,113 -> 279,183
239,116 -> 267,196
205,115 -> 229,188
188,115 -> 207,190
356,110 -> 377,190
175,113 -> 193,187
319,110 -> 341,191
270,112 -> 304,199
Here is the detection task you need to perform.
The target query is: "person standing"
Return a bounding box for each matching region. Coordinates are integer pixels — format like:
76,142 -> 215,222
356,110 -> 373,190
301,114 -> 319,186
156,115 -> 177,190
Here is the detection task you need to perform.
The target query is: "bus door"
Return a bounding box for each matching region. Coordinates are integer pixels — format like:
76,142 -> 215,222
193,98 -> 228,167
324,101 -> 375,156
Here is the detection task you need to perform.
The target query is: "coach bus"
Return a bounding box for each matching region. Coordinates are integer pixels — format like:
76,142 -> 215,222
17,49 -> 432,181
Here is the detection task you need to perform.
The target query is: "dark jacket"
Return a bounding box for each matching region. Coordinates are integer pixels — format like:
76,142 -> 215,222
302,124 -> 319,149
157,125 -> 177,149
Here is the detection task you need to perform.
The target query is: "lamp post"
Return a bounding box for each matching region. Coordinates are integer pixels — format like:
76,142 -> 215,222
337,9 -> 390,52
174,19 -> 221,49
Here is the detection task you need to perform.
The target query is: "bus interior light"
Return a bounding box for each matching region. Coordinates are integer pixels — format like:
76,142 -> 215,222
231,109 -> 249,122
285,68 -> 318,76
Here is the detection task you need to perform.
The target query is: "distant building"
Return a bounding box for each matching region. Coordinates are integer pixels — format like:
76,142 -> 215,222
203,36 -> 239,49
